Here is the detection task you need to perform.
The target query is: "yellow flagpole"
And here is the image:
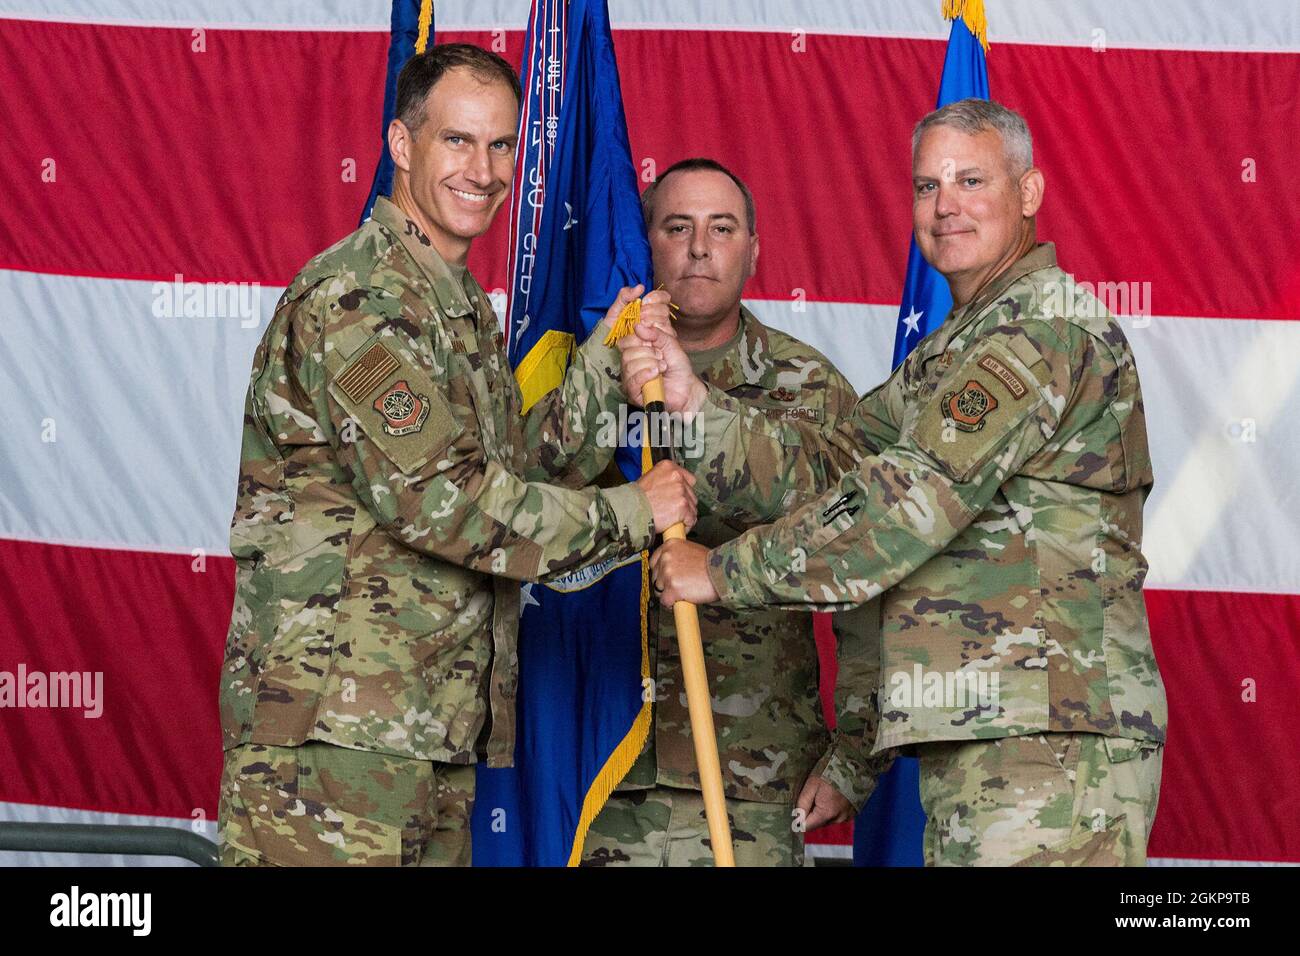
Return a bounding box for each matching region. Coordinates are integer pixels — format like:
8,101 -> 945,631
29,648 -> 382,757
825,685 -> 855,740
606,295 -> 735,866
641,374 -> 735,867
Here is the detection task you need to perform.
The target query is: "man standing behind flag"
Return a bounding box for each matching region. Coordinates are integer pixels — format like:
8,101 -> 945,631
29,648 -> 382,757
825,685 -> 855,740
217,43 -> 697,867
630,100 -> 1167,866
581,159 -> 890,867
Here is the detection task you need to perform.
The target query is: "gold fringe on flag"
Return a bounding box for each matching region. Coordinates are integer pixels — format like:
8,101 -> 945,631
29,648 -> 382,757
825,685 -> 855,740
415,0 -> 434,54
567,289 -> 677,862
603,287 -> 678,346
603,296 -> 642,345
942,0 -> 989,52
565,438 -> 656,866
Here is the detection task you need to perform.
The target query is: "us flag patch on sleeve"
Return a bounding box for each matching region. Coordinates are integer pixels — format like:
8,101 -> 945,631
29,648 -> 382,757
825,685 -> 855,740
336,341 -> 400,403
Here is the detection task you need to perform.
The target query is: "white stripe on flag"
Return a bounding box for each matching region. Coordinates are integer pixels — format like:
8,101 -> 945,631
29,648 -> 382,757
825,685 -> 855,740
3,270 -> 1298,595
803,841 -> 854,863
1149,856 -> 1298,867
0,271 -> 272,556
2,1 -> 1300,53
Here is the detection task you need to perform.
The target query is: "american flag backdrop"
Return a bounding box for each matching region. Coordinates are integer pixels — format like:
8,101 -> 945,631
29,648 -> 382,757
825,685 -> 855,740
0,0 -> 1297,866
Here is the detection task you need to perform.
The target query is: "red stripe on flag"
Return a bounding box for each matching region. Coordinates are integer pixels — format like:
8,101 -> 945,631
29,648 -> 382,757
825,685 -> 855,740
0,540 -> 1296,862
1145,588 -> 1300,863
2,21 -> 1297,318
0,19 -> 386,289
807,612 -> 853,848
0,538 -> 228,820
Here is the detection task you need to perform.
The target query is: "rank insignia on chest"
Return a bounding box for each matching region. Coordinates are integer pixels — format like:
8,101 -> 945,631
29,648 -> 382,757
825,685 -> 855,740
943,379 -> 998,432
373,380 -> 431,436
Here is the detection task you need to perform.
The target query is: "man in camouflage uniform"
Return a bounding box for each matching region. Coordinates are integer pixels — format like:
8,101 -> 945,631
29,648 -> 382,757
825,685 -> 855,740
580,160 -> 889,868
217,44 -> 698,866
631,100 -> 1167,866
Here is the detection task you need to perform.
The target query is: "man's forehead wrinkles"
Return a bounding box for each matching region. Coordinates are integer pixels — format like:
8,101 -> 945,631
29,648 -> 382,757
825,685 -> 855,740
662,211 -> 742,221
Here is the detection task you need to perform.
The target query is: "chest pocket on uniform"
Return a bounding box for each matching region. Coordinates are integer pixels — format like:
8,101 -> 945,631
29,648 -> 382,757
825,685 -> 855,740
327,332 -> 458,476
448,333 -> 512,467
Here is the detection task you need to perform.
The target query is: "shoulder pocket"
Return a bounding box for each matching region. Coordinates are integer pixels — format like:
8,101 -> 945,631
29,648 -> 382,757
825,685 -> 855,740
908,341 -> 1047,483
1102,735 -> 1161,764
327,332 -> 458,476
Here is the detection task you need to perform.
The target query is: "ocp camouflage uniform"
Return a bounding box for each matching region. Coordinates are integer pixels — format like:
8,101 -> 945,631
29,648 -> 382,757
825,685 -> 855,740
218,196 -> 651,866
684,244 -> 1167,866
581,307 -> 892,868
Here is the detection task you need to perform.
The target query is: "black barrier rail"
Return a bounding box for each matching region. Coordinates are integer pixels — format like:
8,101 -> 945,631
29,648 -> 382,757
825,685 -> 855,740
0,823 -> 219,867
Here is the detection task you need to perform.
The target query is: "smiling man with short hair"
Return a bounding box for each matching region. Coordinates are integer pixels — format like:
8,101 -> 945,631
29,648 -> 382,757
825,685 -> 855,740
216,43 -> 698,867
628,100 -> 1168,867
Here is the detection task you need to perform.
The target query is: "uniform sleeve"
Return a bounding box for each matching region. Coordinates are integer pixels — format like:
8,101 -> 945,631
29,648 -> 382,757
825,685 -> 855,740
809,602 -> 895,813
704,321 -> 1076,611
807,368 -> 898,810
298,285 -> 654,583
684,362 -> 905,525
826,360 -> 903,458
518,321 -> 622,488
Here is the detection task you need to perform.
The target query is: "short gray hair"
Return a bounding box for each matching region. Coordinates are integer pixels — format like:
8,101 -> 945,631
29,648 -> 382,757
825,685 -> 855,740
912,98 -> 1033,176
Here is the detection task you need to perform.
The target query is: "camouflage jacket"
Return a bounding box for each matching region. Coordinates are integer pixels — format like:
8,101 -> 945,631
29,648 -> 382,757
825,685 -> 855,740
221,196 -> 653,767
688,244 -> 1167,753
620,307 -> 890,809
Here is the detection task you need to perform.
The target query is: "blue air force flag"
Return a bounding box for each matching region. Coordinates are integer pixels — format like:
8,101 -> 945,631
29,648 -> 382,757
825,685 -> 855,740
471,0 -> 653,867
360,0 -> 435,226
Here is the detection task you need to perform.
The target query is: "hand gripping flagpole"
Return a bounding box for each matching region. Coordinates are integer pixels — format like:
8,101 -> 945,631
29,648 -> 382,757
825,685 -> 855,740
607,299 -> 736,867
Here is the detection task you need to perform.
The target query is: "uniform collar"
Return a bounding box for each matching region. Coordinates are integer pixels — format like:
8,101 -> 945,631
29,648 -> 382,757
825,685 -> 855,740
371,195 -> 474,318
692,305 -> 770,392
936,241 -> 1058,350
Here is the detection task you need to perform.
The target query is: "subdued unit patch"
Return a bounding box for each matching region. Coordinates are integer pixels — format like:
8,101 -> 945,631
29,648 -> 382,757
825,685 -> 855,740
943,379 -> 999,432
372,380 -> 430,436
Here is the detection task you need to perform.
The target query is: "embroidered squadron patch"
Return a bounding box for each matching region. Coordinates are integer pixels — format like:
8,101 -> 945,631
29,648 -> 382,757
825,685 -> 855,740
373,380 -> 431,436
943,379 -> 999,432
